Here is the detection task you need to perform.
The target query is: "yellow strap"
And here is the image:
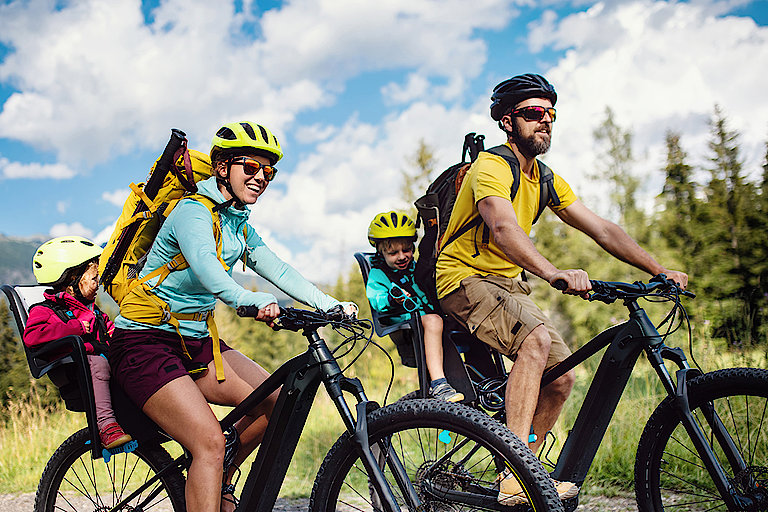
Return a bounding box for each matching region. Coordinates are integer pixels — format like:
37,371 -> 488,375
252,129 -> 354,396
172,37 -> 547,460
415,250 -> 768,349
168,310 -> 224,381
130,182 -> 158,212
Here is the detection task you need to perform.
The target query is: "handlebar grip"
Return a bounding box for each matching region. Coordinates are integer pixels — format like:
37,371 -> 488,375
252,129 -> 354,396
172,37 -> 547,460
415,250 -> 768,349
553,279 -> 568,291
237,305 -> 261,318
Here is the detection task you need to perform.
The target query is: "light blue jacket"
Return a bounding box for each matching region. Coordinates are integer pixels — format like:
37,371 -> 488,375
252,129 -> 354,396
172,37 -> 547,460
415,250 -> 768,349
115,177 -> 340,337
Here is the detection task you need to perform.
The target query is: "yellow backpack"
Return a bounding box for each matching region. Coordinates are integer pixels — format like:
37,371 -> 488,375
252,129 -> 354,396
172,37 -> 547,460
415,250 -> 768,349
99,130 -> 233,381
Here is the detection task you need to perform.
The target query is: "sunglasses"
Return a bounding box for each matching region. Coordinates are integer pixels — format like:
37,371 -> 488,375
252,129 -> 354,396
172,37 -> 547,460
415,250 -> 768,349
231,157 -> 278,182
511,106 -> 557,123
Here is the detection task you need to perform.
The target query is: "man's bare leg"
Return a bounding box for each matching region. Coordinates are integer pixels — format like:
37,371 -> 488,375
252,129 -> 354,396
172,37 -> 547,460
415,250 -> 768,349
504,324 -> 551,445
529,370 -> 574,453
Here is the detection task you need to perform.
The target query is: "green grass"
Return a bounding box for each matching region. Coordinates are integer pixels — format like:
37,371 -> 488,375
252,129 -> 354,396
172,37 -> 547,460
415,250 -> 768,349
2,334 -> 765,499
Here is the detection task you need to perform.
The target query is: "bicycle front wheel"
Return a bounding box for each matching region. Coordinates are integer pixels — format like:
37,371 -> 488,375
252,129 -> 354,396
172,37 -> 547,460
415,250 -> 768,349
35,428 -> 187,512
635,367 -> 768,511
310,398 -> 563,512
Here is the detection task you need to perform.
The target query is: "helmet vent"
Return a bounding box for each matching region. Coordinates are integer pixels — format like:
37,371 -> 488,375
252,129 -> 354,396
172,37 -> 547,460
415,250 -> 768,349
379,215 -> 390,227
216,127 -> 237,140
390,211 -> 399,226
257,124 -> 269,142
241,122 -> 258,141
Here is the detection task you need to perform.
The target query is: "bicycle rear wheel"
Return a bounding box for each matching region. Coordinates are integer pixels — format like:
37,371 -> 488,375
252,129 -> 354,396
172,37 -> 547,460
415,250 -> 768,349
635,367 -> 768,511
310,398 -> 563,512
35,428 -> 187,512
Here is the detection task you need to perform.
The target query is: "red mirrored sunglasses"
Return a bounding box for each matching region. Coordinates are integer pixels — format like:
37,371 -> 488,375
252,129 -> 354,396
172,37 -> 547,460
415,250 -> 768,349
511,106 -> 557,123
231,157 -> 278,182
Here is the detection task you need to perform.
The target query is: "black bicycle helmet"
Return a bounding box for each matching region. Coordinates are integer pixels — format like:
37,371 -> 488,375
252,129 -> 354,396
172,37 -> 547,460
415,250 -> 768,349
490,73 -> 557,121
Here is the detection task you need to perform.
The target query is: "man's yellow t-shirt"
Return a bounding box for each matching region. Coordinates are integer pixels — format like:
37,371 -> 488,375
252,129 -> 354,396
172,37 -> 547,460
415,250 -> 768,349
436,144 -> 578,299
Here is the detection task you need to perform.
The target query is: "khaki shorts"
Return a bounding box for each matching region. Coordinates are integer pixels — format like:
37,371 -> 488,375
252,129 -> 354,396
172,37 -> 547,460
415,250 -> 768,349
439,274 -> 571,368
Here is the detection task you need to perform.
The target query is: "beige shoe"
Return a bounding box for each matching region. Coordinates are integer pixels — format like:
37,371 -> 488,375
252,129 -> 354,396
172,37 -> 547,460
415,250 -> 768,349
497,473 -> 528,505
497,473 -> 579,505
552,479 -> 579,500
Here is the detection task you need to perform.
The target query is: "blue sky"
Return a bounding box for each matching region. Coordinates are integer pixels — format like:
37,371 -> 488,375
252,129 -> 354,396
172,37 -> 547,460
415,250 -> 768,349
1,0 -> 767,284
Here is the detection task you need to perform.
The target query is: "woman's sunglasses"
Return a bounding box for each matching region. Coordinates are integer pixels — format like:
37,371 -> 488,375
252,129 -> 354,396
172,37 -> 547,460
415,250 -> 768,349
511,106 -> 557,123
231,157 -> 278,182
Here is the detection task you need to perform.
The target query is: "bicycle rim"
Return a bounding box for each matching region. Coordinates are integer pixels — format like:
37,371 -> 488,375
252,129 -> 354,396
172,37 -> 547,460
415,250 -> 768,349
35,428 -> 186,512
635,367 -> 768,511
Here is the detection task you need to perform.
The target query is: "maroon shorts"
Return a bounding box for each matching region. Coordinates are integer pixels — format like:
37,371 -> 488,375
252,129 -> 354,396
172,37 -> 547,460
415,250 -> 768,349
109,327 -> 232,409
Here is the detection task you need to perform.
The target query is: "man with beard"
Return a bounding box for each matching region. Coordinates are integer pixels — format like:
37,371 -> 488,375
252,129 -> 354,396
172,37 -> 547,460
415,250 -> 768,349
435,73 -> 687,505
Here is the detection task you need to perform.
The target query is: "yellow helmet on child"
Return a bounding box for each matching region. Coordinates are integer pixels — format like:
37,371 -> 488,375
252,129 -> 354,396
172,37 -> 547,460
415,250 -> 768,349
210,121 -> 283,164
368,211 -> 417,246
33,236 -> 102,286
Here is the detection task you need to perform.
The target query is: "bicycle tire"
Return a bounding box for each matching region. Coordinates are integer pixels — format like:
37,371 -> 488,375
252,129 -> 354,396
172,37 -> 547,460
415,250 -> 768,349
635,367 -> 768,511
310,398 -> 564,512
35,427 -> 187,512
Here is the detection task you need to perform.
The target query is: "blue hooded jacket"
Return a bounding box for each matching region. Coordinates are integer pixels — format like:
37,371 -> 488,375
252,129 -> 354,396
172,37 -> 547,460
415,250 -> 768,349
115,176 -> 340,337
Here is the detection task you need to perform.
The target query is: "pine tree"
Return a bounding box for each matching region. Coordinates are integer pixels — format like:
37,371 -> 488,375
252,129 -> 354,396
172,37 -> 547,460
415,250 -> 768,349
592,107 -> 645,239
696,105 -> 763,345
657,131 -> 698,265
0,300 -> 33,404
401,140 -> 436,218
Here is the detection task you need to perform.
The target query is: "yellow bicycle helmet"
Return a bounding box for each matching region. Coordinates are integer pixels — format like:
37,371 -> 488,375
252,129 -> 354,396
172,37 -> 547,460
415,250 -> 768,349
210,121 -> 283,164
368,211 -> 417,246
33,236 -> 102,286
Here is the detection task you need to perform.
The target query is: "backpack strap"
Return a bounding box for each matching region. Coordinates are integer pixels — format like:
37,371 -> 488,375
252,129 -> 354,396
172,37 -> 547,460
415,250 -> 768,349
486,144 -> 560,223
30,299 -> 76,324
119,194 -> 235,382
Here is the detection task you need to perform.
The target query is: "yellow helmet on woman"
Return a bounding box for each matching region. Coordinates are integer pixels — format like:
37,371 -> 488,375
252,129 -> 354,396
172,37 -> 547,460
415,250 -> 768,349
210,121 -> 283,164
368,211 -> 417,246
33,236 -> 102,286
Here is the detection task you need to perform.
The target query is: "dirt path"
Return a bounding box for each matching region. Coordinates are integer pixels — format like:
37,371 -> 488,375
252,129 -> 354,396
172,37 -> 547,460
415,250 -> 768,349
0,493 -> 638,511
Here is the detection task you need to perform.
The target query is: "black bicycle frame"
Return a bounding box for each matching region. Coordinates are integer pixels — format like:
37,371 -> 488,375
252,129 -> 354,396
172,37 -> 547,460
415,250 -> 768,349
541,299 -> 750,508
227,328 -> 409,512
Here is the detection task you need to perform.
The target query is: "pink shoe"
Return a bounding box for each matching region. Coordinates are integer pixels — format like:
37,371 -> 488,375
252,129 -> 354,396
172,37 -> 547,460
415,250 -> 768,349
99,422 -> 132,449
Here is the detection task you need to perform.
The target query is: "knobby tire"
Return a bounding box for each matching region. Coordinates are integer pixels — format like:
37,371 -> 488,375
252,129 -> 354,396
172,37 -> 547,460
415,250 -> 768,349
310,398 -> 564,512
35,427 -> 186,512
635,367 -> 768,511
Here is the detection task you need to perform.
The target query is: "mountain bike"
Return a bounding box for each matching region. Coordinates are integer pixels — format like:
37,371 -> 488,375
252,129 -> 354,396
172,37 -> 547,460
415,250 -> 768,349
452,275 -> 768,511
32,306 -> 565,512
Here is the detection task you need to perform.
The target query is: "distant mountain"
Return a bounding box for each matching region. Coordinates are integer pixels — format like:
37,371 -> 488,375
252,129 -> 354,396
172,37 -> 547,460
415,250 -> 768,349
0,234 -> 45,285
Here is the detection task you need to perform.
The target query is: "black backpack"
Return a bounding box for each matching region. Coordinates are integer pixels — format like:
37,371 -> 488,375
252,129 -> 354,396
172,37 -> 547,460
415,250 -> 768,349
413,132 -> 560,305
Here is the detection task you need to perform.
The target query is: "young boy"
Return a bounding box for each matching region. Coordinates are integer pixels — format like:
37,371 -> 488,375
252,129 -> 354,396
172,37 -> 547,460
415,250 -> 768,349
366,211 -> 463,402
25,236 -> 132,449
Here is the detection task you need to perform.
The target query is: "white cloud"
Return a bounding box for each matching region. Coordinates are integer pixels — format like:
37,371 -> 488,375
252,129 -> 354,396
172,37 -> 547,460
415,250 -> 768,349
248,99 -> 498,282
49,222 -> 94,239
93,221 -> 117,246
0,156 -> 77,179
526,1 -> 768,213
102,188 -> 131,207
0,0 -> 515,168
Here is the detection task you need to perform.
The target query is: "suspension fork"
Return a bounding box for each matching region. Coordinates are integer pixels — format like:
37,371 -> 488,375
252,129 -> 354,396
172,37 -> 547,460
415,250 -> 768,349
647,346 -> 753,509
311,332 -> 417,512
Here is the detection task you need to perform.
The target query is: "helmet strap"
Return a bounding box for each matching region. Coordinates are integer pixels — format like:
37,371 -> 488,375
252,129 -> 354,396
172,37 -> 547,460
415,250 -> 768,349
216,159 -> 246,209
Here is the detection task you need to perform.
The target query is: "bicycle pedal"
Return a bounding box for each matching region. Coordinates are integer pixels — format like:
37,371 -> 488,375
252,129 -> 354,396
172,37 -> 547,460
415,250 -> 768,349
102,440 -> 138,463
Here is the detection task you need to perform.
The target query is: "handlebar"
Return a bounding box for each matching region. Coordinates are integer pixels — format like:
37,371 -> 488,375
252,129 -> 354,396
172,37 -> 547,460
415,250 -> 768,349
236,305 -> 357,332
553,274 -> 694,304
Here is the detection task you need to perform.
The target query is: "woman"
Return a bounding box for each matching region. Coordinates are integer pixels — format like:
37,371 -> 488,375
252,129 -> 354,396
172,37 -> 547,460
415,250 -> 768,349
110,121 -> 355,512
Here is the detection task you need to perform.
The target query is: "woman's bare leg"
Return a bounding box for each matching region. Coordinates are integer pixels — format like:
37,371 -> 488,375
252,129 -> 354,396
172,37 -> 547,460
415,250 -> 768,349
142,376 -> 225,512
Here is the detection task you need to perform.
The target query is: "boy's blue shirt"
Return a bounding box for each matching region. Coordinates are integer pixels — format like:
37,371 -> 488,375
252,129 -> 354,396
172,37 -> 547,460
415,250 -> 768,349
366,258 -> 432,325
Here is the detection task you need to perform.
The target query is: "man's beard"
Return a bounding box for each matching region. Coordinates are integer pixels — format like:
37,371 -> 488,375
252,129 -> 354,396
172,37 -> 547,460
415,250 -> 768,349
512,122 -> 551,157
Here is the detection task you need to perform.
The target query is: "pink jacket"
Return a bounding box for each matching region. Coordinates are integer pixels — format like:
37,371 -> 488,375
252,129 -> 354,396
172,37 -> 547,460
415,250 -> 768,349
23,291 -> 114,355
